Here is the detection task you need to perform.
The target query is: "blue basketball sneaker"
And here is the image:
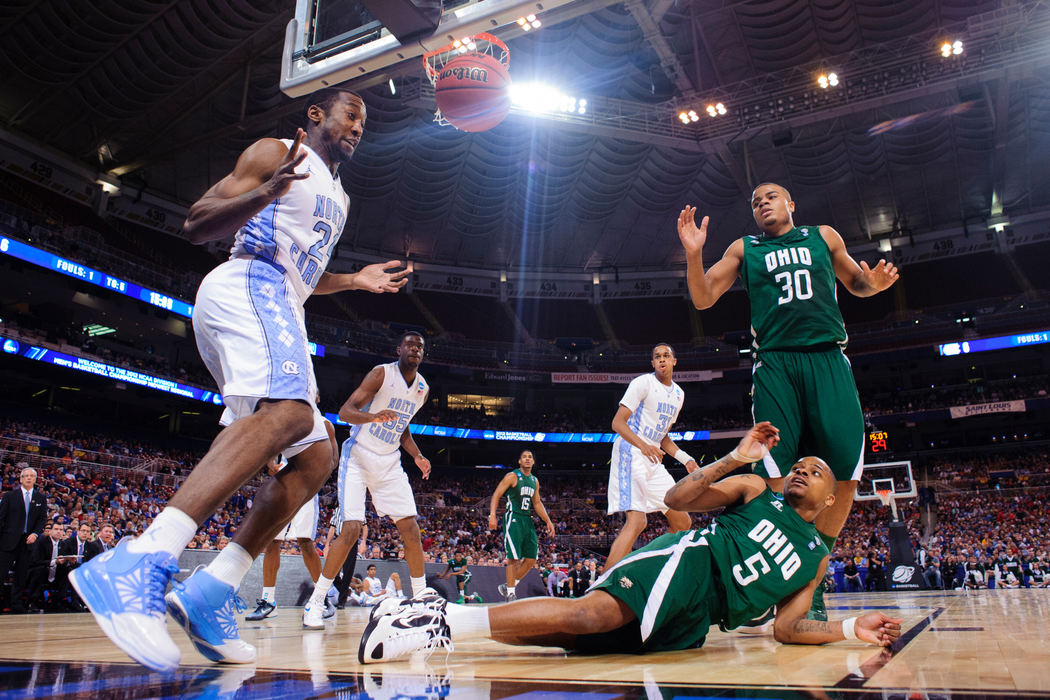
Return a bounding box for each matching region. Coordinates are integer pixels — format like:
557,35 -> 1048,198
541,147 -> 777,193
165,568 -> 256,664
68,539 -> 181,672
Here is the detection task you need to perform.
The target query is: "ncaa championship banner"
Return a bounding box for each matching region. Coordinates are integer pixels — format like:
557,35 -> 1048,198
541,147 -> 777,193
948,400 -> 1027,419
552,370 -> 722,384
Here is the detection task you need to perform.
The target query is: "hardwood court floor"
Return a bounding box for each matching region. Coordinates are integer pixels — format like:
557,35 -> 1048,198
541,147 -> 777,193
2,589 -> 1049,698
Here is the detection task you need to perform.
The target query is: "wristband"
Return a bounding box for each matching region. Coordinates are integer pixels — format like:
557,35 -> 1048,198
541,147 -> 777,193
673,449 -> 694,465
729,446 -> 767,464
841,616 -> 858,641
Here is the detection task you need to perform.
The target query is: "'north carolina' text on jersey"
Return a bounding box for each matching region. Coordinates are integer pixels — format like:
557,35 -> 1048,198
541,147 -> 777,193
505,469 -> 538,515
351,363 -> 429,455
705,487 -> 828,629
229,140 -> 349,305
617,373 -> 684,448
739,226 -> 847,353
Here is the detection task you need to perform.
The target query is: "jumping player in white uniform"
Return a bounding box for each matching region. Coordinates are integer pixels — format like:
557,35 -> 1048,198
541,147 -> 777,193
70,87 -> 408,673
303,332 -> 432,629
605,343 -> 699,570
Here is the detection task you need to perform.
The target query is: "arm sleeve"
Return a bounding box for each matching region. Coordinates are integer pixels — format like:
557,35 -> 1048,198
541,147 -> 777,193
618,376 -> 648,412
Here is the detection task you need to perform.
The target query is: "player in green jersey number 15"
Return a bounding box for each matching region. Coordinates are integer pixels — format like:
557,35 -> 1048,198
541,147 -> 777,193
677,183 -> 899,620
358,422 -> 901,663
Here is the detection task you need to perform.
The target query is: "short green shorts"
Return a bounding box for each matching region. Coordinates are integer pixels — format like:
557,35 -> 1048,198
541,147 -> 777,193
582,530 -> 723,653
503,512 -> 538,560
751,347 -> 864,481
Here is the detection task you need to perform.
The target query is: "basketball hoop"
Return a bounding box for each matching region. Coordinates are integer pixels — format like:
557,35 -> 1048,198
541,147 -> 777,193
423,32 -> 510,127
876,489 -> 899,522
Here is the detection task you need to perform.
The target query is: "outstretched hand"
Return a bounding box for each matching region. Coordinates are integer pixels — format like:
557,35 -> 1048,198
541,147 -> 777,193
677,206 -> 710,255
264,128 -> 310,200
415,454 -> 432,480
355,260 -> 409,294
860,259 -> 899,293
735,421 -> 780,462
855,612 -> 902,647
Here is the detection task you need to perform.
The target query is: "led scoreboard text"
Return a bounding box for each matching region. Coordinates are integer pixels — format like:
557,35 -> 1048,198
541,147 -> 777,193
0,236 -> 325,357
868,430 -> 889,453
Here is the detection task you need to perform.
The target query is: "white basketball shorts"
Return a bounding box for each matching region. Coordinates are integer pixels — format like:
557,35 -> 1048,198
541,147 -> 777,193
193,257 -> 327,457
338,435 -> 417,523
275,494 -> 319,541
607,437 -> 676,514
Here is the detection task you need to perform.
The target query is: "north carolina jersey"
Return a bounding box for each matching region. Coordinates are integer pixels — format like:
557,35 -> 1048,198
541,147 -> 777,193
352,363 -> 429,455
617,373 -> 684,447
364,575 -> 383,596
739,225 -> 847,354
505,470 -> 537,515
706,487 -> 828,629
229,139 -> 349,305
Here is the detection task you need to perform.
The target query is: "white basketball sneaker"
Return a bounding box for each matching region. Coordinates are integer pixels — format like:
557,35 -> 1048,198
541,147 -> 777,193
358,605 -> 453,664
368,587 -> 446,624
302,600 -> 326,630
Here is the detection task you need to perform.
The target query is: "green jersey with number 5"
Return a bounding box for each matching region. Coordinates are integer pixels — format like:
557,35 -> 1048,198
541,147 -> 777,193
506,470 -> 538,515
705,487 -> 829,629
739,226 -> 847,353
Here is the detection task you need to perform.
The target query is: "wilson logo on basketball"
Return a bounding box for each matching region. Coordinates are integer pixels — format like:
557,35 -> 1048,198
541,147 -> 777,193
891,565 -> 915,583
439,66 -> 489,83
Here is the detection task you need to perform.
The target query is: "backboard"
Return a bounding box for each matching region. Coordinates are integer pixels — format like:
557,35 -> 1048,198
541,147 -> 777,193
855,461 -> 916,501
281,0 -> 579,97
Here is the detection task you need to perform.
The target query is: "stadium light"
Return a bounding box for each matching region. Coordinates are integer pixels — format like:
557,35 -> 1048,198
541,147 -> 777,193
817,72 -> 839,89
704,102 -> 726,118
509,83 -> 587,115
517,14 -> 541,30
940,40 -> 963,57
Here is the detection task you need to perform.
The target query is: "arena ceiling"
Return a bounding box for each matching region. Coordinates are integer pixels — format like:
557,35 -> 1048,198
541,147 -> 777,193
1,0 -> 1049,273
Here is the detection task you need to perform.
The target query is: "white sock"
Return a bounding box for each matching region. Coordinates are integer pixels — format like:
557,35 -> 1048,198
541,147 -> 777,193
445,602 -> 491,641
203,543 -> 253,589
126,507 -> 197,557
410,575 -> 427,596
311,574 -> 335,605
507,585 -> 515,596
261,586 -> 276,604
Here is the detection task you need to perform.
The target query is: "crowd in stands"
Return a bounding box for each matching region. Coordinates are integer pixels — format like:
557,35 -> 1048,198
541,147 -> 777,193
5,298 -> 1048,440
2,412 -> 1050,611
864,375 -> 1049,417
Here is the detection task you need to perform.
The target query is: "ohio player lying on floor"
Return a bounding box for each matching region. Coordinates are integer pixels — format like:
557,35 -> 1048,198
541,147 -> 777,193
358,422 -> 902,662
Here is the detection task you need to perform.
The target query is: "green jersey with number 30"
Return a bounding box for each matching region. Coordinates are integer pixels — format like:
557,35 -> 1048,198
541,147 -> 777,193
506,470 -> 538,515
739,226 -> 847,353
706,487 -> 829,629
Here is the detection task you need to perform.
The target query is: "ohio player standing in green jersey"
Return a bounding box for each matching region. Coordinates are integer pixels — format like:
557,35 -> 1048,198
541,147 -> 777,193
676,183 -> 899,620
357,422 -> 902,663
488,450 -> 555,600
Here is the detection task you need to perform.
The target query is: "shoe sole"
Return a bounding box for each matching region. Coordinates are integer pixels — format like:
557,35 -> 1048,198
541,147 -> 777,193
69,568 -> 179,673
165,593 -> 254,664
303,621 -> 325,630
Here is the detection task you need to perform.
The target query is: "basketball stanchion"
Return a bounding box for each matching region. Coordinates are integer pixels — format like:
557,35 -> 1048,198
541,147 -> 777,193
423,33 -> 511,132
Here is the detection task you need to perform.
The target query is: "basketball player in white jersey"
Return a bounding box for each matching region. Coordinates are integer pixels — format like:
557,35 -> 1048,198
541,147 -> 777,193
70,87 -> 408,673
350,563 -> 405,606
303,331 -> 432,629
605,343 -> 698,569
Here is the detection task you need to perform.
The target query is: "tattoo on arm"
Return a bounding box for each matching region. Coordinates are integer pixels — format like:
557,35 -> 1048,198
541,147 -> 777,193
666,454 -> 736,500
791,619 -> 835,636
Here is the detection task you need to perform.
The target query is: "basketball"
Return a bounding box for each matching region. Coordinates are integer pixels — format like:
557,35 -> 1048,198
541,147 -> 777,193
434,52 -> 511,132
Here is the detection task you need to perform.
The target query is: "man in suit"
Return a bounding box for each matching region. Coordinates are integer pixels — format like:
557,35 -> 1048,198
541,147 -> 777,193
63,523 -> 96,567
0,468 -> 48,612
26,522 -> 74,610
90,523 -> 115,560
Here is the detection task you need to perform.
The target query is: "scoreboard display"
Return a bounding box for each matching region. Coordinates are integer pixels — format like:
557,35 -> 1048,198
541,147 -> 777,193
868,430 -> 889,454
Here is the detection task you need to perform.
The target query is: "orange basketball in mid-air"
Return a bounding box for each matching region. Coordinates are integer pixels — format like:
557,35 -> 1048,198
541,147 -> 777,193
434,52 -> 511,132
